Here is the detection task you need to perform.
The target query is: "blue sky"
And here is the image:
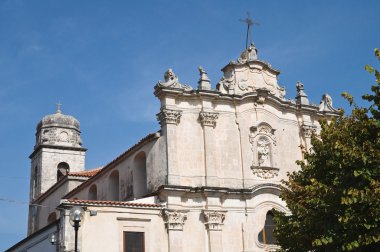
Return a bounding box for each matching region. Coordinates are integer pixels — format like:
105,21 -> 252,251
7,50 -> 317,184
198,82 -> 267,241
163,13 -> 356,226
0,0 -> 379,250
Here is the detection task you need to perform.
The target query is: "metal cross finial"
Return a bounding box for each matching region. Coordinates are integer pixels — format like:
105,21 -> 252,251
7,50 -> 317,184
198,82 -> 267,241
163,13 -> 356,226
56,102 -> 62,114
239,12 -> 260,49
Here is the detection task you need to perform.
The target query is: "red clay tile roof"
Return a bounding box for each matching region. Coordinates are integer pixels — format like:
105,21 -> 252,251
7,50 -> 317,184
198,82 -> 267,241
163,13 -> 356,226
65,199 -> 162,208
69,167 -> 103,177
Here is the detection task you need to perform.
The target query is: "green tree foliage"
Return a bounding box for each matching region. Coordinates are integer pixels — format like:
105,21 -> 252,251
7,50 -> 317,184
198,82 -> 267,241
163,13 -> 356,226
273,49 -> 380,252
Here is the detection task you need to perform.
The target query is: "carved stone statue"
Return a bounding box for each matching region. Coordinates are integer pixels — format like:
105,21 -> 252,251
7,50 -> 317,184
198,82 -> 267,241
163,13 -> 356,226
157,68 -> 192,91
257,138 -> 271,167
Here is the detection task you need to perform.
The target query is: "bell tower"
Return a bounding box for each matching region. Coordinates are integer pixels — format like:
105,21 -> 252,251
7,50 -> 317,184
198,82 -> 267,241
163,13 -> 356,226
28,105 -> 86,233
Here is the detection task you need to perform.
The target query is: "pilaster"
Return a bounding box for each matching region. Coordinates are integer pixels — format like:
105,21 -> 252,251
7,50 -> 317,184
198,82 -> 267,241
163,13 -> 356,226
162,209 -> 187,252
157,108 -> 182,185
199,111 -> 219,187
202,210 -> 226,252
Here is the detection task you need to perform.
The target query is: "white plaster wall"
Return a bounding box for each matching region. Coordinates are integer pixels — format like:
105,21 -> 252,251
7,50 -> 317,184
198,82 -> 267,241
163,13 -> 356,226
72,138 -> 165,201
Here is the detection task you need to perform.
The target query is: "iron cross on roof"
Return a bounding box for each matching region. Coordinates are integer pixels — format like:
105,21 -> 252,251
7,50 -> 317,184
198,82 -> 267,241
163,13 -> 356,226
239,12 -> 260,49
56,102 -> 62,113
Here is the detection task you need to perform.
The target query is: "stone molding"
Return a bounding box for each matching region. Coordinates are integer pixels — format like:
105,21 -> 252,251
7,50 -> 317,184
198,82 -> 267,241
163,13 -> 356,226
157,108 -> 182,126
199,111 -> 219,128
162,209 -> 187,231
202,210 -> 226,231
250,166 -> 279,179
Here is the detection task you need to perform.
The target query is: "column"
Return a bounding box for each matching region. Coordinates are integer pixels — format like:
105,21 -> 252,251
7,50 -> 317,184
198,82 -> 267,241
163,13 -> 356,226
162,209 -> 187,252
202,210 -> 226,252
199,111 -> 219,187
157,108 -> 182,185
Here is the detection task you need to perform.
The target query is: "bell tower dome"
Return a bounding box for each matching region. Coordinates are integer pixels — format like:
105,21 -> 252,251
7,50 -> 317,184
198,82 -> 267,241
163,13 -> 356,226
29,105 -> 86,201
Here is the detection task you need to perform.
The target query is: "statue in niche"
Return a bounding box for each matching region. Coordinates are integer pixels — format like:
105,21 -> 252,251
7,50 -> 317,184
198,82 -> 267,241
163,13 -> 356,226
257,137 -> 271,167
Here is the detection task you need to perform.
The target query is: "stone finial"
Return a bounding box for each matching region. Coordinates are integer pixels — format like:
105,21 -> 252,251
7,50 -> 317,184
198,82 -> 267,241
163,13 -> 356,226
162,209 -> 187,231
197,66 -> 211,90
156,108 -> 182,126
157,68 -> 192,91
202,210 -> 226,231
295,81 -> 309,105
319,93 -> 336,112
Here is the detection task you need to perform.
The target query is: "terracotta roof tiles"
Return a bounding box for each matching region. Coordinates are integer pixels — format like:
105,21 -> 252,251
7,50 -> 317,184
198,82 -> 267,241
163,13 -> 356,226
65,199 -> 162,208
69,167 -> 103,177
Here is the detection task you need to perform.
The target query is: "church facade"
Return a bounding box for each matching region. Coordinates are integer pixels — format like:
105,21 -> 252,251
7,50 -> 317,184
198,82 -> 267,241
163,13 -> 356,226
7,42 -> 337,252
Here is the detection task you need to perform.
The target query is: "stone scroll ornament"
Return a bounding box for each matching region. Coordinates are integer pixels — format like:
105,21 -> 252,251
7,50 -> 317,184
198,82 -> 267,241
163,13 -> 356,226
249,124 -> 279,179
202,210 -> 226,231
162,209 -> 187,231
157,68 -> 193,91
156,108 -> 182,126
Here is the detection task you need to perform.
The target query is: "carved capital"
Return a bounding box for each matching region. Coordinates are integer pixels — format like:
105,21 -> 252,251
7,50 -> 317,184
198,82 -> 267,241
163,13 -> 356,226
199,111 -> 219,128
157,108 -> 182,126
202,210 -> 226,231
251,166 -> 279,179
301,124 -> 316,138
162,209 -> 187,231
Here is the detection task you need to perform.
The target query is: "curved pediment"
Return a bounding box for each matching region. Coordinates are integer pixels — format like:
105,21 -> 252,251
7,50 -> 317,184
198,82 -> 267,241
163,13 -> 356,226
217,44 -> 286,99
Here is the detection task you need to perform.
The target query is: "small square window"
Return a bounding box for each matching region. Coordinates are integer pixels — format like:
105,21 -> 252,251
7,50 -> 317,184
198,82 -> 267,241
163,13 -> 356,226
124,231 -> 145,252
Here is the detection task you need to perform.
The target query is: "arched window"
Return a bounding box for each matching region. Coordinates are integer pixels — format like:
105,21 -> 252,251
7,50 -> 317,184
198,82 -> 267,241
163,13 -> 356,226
57,162 -> 70,181
133,152 -> 147,199
258,211 -> 277,245
109,170 -> 119,201
47,212 -> 57,224
88,184 -> 97,200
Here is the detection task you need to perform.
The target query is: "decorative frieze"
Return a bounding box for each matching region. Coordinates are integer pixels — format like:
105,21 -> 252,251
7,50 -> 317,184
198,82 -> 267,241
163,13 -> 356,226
202,210 -> 226,231
199,111 -> 219,128
156,108 -> 182,126
250,166 -> 279,179
162,209 -> 187,231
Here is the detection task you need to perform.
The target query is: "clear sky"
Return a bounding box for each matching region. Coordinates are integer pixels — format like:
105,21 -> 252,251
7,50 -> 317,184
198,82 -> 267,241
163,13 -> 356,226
0,0 -> 379,250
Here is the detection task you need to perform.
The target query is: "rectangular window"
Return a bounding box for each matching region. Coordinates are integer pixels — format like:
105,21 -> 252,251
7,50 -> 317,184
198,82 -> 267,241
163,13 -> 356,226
124,232 -> 145,252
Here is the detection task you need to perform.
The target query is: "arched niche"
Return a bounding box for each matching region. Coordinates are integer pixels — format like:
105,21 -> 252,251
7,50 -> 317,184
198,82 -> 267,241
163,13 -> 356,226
249,123 -> 279,179
57,162 -> 70,181
133,151 -> 147,199
88,184 -> 97,200
109,170 -> 119,201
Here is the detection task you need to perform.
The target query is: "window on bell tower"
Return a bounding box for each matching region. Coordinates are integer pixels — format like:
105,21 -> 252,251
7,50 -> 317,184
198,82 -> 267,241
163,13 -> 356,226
57,162 -> 70,181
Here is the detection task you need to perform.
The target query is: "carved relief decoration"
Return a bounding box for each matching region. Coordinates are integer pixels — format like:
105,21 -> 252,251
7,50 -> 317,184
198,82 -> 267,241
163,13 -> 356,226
249,123 -> 279,179
38,128 -> 82,147
199,111 -> 219,128
216,70 -> 235,94
157,68 -> 192,91
301,123 -> 317,138
202,210 -> 226,231
156,108 -> 182,126
162,209 -> 187,231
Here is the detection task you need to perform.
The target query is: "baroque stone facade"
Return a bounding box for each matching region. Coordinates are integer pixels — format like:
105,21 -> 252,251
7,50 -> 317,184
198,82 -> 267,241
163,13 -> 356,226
9,38 -> 340,252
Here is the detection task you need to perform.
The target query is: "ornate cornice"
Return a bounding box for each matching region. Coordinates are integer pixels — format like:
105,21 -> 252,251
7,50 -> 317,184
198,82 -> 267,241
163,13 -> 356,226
202,210 -> 226,231
162,209 -> 187,231
199,111 -> 219,128
156,108 -> 182,126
